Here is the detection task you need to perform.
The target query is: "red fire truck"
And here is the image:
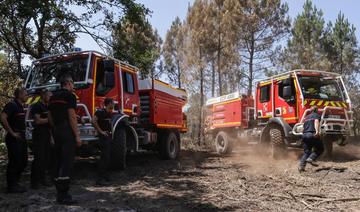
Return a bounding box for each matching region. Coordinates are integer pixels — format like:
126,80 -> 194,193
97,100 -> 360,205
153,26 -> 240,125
24,50 -> 187,168
205,70 -> 353,157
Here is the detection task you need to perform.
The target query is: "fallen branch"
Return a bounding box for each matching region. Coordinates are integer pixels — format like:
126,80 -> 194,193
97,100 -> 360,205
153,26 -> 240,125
300,193 -> 327,198
300,199 -> 313,210
315,197 -> 360,206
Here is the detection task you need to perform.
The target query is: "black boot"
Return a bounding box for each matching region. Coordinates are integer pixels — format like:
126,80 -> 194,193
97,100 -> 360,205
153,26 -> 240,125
55,179 -> 77,205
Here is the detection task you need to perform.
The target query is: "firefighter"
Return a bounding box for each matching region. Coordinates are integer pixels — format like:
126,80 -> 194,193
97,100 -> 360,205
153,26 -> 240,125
48,75 -> 81,204
30,89 -> 53,189
298,106 -> 324,172
92,97 -> 114,186
0,88 -> 28,193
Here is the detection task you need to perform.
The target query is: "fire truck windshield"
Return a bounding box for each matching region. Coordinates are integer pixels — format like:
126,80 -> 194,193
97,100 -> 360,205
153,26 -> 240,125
298,76 -> 345,101
26,56 -> 88,89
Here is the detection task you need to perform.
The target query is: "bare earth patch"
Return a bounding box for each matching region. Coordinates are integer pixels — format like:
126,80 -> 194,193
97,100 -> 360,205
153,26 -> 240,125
1,142 -> 360,211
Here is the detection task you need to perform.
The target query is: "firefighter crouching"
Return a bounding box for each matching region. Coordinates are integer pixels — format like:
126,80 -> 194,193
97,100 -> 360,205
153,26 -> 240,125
92,98 -> 114,186
0,88 -> 28,193
30,89 -> 53,189
48,75 -> 81,204
298,106 -> 325,172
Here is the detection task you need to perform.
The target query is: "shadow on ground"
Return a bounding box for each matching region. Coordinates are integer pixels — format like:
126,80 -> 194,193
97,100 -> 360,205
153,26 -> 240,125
0,150 -> 236,211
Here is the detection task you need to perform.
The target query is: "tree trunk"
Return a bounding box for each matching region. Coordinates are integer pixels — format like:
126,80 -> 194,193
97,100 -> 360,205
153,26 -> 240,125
211,58 -> 215,97
247,34 -> 255,96
198,48 -> 204,146
15,50 -> 22,76
177,59 -> 181,88
217,34 -> 222,96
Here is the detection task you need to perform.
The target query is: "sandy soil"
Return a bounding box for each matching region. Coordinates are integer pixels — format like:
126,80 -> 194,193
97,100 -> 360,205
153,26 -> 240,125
1,142 -> 360,211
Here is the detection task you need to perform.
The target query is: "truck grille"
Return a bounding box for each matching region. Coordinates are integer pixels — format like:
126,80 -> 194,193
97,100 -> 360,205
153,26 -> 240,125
333,125 -> 342,131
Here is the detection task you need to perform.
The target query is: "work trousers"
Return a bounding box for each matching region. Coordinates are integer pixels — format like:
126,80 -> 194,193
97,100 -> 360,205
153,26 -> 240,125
5,133 -> 28,188
52,123 -> 76,184
300,132 -> 324,167
31,128 -> 52,185
98,135 -> 112,179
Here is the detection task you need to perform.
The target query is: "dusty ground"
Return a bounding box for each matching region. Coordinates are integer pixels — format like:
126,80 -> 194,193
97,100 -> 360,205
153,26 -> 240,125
1,141 -> 360,212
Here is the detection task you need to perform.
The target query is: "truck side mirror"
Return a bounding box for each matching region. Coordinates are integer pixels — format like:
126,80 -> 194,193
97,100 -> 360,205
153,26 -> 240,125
283,85 -> 292,99
103,60 -> 114,73
104,72 -> 115,88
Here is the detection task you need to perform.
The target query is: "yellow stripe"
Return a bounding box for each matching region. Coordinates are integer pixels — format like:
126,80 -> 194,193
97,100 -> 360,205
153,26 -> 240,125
317,100 -> 323,106
26,97 -> 33,105
259,81 -> 272,86
310,100 -> 316,106
293,79 -> 299,119
213,122 -> 241,127
73,93 -> 80,100
284,117 -> 297,120
293,79 -> 298,93
155,80 -> 187,94
324,101 -> 329,106
258,115 -> 272,119
123,109 -> 132,113
92,58 -> 100,115
336,102 -> 342,107
214,98 -> 241,106
122,66 -> 137,74
157,123 -> 183,128
275,76 -> 289,81
304,100 -> 307,105
330,101 -> 336,106
32,96 -> 41,104
342,102 -> 347,108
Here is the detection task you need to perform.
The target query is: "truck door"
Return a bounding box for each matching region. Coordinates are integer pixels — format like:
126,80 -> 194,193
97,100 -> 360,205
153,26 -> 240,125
256,82 -> 273,119
121,68 -> 139,116
274,77 -> 297,124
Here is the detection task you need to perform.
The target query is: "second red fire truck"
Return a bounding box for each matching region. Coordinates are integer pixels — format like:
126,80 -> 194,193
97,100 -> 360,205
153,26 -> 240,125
205,70 -> 353,157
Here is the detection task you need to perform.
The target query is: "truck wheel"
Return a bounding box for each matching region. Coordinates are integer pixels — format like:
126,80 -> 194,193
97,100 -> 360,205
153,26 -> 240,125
269,127 -> 285,159
215,131 -> 233,155
111,128 -> 127,170
159,131 -> 180,160
324,140 -> 333,158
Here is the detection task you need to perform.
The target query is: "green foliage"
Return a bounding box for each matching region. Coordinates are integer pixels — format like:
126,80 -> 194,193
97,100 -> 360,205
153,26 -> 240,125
112,12 -> 162,79
324,12 -> 359,76
0,0 -> 148,75
163,17 -> 184,88
279,0 -> 330,71
0,54 -> 21,108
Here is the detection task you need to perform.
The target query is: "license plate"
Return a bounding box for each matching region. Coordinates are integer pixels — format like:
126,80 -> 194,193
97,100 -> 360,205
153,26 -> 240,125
328,115 -> 341,119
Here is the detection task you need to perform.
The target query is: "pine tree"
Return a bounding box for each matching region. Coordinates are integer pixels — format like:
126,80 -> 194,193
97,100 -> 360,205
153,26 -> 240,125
324,12 -> 359,77
279,0 -> 329,71
163,17 -> 185,88
238,0 -> 290,95
112,15 -> 162,79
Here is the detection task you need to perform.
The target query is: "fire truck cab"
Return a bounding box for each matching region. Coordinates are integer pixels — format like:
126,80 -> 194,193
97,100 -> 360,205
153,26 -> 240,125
24,50 -> 187,168
206,70 -> 353,157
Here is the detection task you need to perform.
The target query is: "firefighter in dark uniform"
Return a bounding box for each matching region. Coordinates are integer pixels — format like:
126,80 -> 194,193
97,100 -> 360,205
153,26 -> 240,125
92,98 -> 114,186
0,88 -> 28,193
299,106 -> 324,172
30,89 -> 53,189
48,75 -> 81,204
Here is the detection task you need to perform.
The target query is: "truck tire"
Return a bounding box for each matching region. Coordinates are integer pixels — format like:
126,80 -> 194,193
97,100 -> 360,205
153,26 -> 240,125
159,131 -> 180,160
215,131 -> 233,155
269,127 -> 285,159
111,128 -> 127,170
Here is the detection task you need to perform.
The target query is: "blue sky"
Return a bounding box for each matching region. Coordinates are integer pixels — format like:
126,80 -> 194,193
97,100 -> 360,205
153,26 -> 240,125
74,0 -> 360,53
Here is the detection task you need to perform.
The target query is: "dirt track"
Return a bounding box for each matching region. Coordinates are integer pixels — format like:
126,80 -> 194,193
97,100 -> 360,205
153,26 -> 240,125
1,142 -> 360,211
